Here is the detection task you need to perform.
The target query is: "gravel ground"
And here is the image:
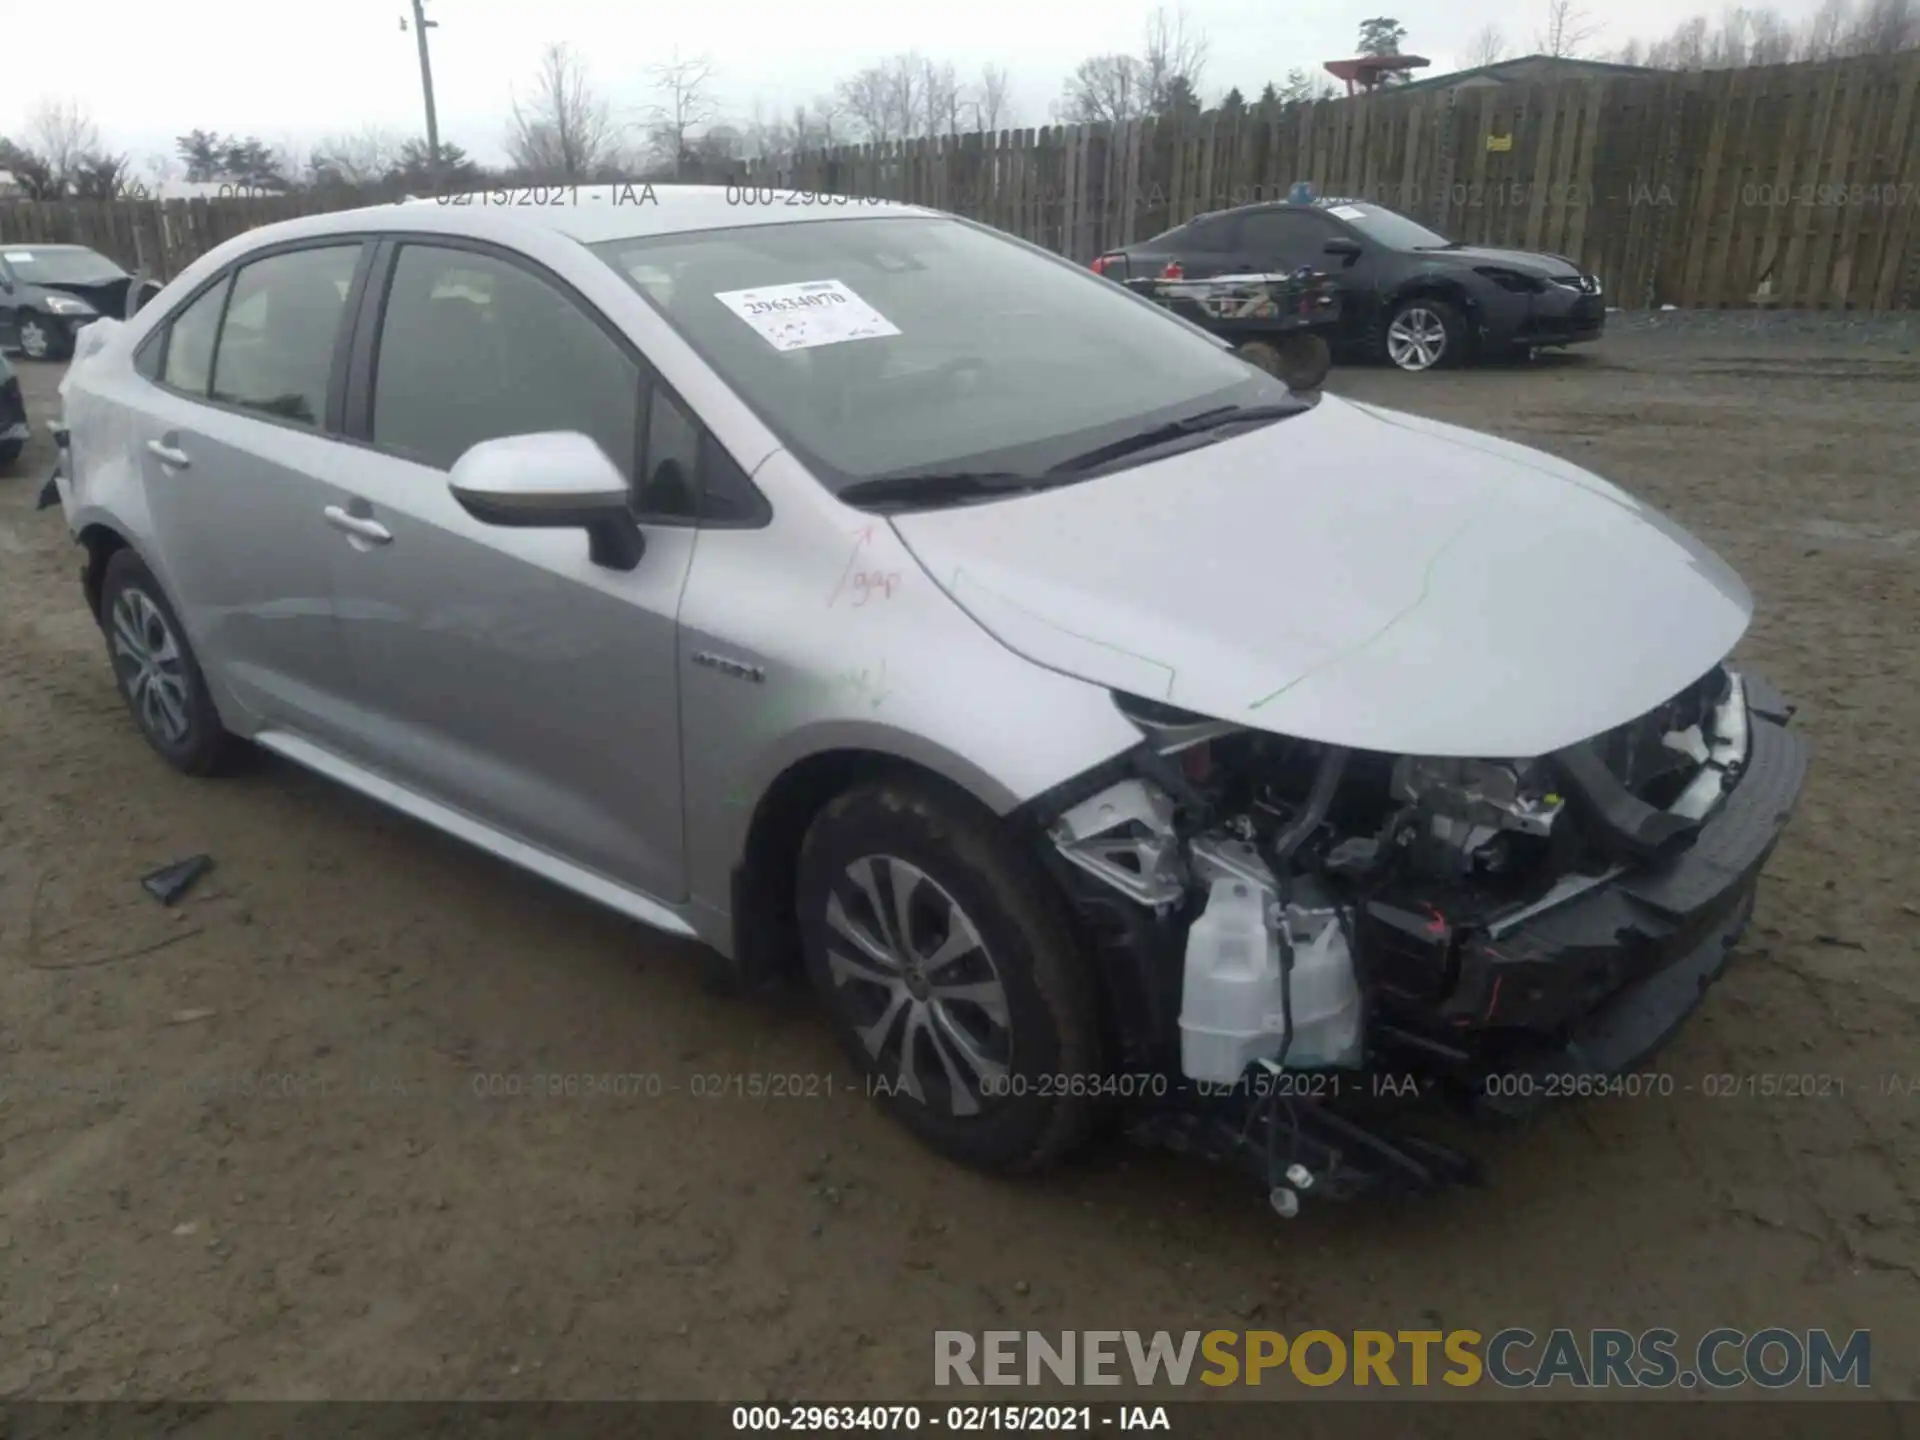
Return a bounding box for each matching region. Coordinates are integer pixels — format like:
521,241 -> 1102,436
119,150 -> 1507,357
0,329 -> 1916,1409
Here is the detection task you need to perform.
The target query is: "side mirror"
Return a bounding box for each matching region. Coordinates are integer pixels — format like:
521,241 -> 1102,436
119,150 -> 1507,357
448,431 -> 645,571
1324,237 -> 1363,261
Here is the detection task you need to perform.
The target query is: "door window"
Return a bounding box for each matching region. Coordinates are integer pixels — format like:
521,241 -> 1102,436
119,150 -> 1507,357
210,245 -> 360,426
1178,213 -> 1240,253
1236,210 -> 1332,269
371,245 -> 643,485
160,276 -> 231,395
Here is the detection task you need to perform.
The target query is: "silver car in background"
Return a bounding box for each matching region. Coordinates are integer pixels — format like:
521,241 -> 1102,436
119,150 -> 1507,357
52,186 -> 1804,1208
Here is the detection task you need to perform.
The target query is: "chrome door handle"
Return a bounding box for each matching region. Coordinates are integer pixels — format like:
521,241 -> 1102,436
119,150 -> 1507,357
146,439 -> 190,468
323,505 -> 392,544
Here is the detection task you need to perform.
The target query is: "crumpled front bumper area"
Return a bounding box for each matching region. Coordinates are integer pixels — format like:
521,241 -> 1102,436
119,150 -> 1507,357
1371,674 -> 1807,1113
1052,669 -> 1806,1208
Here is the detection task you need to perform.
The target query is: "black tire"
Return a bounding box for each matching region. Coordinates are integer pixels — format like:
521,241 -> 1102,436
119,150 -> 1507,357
17,312 -> 72,362
1382,296 -> 1466,372
797,779 -> 1105,1173
98,549 -> 236,776
0,439 -> 21,472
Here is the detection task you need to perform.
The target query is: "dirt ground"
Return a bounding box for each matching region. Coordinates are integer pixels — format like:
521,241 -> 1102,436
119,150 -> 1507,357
1,329 -> 1916,1408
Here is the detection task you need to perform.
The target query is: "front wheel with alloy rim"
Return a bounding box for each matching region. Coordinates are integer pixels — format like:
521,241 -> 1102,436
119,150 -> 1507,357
99,550 -> 236,775
1383,296 -> 1465,371
797,779 -> 1105,1173
17,314 -> 71,362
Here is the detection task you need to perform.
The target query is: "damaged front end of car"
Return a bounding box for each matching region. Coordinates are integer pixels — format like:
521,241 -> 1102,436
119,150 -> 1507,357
1023,664 -> 1807,1216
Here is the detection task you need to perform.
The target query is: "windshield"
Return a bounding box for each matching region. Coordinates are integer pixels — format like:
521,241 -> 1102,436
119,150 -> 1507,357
1323,203 -> 1453,251
3,247 -> 125,286
592,216 -> 1291,491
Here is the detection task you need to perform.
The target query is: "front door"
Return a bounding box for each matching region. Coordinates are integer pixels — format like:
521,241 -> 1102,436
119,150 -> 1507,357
322,239 -> 694,901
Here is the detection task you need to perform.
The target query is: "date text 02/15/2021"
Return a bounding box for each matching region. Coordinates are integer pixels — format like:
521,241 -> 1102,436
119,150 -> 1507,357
405,184 -> 902,209
731,1406 -> 1171,1432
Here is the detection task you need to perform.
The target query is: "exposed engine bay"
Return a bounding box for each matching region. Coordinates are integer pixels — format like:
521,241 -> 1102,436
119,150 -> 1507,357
1038,664 -> 1803,1214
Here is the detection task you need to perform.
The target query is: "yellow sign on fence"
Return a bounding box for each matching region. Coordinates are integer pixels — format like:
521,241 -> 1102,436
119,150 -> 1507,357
1486,134 -> 1514,152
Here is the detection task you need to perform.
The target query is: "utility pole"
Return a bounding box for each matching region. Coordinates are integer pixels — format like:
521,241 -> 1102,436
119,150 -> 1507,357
403,0 -> 442,191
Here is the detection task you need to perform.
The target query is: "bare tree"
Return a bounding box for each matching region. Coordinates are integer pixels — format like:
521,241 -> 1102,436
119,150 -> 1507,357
1058,54 -> 1152,124
918,57 -> 964,138
1623,2 -> 1841,65
1847,0 -> 1919,52
1464,23 -> 1509,65
1539,0 -> 1602,56
970,63 -> 1014,132
802,96 -> 846,149
25,98 -> 102,185
1749,8 -> 1798,60
138,151 -> 179,188
1141,5 -> 1210,112
268,137 -> 307,190
839,66 -> 897,142
838,52 -> 969,142
644,51 -> 720,176
506,42 -> 620,181
1647,14 -> 1711,65
1799,0 -> 1854,55
309,126 -> 404,186
1273,67 -> 1336,103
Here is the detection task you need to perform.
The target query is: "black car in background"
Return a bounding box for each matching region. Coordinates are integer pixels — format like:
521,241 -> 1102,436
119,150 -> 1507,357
0,244 -> 161,361
0,351 -> 26,470
1093,198 -> 1605,372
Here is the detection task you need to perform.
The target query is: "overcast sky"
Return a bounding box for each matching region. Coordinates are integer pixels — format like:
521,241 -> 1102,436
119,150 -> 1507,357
3,0 -> 1834,171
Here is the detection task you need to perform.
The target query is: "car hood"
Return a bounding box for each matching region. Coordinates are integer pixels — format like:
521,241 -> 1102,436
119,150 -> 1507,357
1418,244 -> 1582,278
887,395 -> 1751,758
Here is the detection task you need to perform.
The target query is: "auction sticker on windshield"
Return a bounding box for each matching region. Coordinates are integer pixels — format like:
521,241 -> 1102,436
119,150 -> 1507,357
1327,206 -> 1366,221
4,252 -> 33,262
714,279 -> 901,351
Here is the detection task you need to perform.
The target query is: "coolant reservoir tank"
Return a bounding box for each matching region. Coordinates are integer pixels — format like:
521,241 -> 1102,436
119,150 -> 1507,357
1179,878 -> 1289,1084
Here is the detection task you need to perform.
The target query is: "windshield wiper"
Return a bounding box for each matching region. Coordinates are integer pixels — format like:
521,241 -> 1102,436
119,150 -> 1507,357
1047,401 -> 1307,475
838,471 -> 1049,509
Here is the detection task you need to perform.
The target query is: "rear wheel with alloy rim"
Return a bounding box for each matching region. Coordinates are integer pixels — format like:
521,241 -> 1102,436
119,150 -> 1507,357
1383,297 -> 1464,371
797,779 -> 1104,1172
99,550 -> 236,775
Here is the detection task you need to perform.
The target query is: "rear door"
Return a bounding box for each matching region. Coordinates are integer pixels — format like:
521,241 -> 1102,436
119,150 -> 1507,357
319,237 -> 697,901
127,239 -> 375,746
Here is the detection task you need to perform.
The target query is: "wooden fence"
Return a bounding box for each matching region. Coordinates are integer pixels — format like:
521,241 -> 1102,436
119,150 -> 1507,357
0,190 -> 353,283
736,50 -> 1920,311
6,50 -> 1919,309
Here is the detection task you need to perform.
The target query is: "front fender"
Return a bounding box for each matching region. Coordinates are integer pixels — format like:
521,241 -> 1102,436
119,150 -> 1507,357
675,475 -> 1146,925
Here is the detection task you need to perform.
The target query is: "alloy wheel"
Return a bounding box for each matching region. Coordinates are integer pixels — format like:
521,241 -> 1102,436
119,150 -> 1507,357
823,855 -> 1012,1117
109,588 -> 193,746
1387,307 -> 1448,370
19,319 -> 50,360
